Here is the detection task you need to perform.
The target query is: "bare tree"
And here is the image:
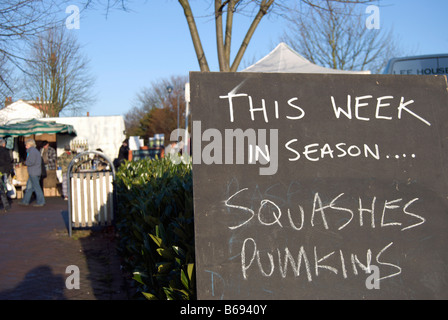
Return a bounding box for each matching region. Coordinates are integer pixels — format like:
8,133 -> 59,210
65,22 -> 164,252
281,1 -> 399,73
125,75 -> 188,139
23,26 -> 96,116
0,0 -> 68,95
81,0 -> 377,72
178,0 -> 379,72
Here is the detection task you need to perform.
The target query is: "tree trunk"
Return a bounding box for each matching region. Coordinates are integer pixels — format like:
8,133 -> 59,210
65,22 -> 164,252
178,0 -> 210,72
215,0 -> 227,71
230,0 -> 274,71
180,0 -> 274,72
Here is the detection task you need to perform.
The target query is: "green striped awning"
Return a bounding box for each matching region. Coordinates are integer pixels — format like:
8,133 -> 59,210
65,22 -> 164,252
0,118 -> 77,137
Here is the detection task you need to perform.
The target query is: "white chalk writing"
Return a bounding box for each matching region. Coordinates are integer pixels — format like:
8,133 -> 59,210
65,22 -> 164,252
224,187 -> 425,284
219,87 -> 431,127
240,238 -> 402,282
224,188 -> 425,232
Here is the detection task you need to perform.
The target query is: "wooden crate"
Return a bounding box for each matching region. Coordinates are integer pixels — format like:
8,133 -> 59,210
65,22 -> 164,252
44,186 -> 61,197
43,170 -> 58,188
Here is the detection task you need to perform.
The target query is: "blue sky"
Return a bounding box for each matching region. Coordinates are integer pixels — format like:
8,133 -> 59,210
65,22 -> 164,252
70,0 -> 448,117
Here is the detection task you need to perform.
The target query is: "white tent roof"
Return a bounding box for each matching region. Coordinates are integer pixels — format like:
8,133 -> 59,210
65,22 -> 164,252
0,100 -> 45,125
242,42 -> 371,74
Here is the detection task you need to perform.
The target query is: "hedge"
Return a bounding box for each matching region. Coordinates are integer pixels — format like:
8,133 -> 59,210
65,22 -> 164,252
114,157 -> 195,300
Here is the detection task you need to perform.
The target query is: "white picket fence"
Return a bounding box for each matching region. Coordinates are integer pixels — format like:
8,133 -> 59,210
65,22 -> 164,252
70,171 -> 114,228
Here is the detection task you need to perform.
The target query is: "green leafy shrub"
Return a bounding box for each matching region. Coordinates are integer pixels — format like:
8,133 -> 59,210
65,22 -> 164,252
114,158 -> 195,300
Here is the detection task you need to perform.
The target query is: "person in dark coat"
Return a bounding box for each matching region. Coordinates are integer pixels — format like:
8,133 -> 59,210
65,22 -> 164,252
0,138 -> 12,174
114,139 -> 129,169
0,138 -> 12,211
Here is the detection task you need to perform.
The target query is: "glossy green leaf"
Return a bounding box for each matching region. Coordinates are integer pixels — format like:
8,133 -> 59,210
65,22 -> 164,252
142,292 -> 158,300
149,234 -> 163,247
187,263 -> 194,281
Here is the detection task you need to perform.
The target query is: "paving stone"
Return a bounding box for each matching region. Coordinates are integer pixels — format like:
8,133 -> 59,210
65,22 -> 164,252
0,197 -> 130,300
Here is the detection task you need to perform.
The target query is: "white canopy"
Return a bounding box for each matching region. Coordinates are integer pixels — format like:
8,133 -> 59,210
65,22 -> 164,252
242,42 -> 371,74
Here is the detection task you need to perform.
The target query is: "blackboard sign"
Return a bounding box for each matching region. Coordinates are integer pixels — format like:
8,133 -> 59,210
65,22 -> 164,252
190,72 -> 448,300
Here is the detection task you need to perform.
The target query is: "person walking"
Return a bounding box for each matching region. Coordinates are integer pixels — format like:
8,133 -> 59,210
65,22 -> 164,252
19,138 -> 45,207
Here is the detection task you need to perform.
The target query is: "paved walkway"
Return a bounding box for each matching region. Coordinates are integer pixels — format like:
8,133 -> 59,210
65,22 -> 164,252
0,196 -> 130,300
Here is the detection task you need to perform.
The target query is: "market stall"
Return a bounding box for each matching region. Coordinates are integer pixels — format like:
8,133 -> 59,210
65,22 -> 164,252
0,118 -> 77,198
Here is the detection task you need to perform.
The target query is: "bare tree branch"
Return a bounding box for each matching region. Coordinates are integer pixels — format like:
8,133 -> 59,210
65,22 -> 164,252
177,0 -> 378,72
0,0 -> 69,95
230,0 -> 274,71
23,26 -> 96,116
281,1 -> 398,73
125,75 -> 188,139
215,0 -> 227,71
178,0 -> 210,72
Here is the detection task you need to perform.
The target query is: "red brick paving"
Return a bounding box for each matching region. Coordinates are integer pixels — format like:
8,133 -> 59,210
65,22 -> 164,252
0,197 -> 129,300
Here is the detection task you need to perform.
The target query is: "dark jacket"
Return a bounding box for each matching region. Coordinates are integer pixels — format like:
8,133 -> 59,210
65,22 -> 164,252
118,144 -> 129,162
0,147 -> 12,174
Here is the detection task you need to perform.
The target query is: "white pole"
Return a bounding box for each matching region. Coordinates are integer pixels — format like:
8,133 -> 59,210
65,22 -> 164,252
184,82 -> 190,156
